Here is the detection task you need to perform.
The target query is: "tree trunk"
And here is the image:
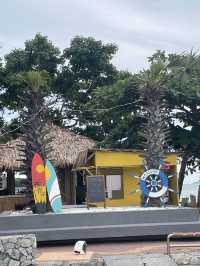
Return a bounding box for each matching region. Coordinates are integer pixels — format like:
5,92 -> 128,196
178,151 -> 191,196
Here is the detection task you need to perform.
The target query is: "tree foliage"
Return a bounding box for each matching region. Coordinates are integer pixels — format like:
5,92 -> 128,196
84,72 -> 142,147
148,50 -> 200,194
3,33 -> 60,109
0,35 -> 199,197
55,36 -> 118,133
5,33 -> 61,75
167,52 -> 200,194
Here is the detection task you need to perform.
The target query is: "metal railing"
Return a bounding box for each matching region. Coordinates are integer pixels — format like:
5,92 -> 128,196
167,232 -> 200,256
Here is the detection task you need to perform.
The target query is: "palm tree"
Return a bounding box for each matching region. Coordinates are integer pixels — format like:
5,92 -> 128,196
17,71 -> 52,211
138,60 -> 170,205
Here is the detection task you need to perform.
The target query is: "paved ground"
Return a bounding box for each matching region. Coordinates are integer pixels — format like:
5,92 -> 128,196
36,240 -> 200,265
102,254 -> 177,266
36,240 -> 167,262
37,250 -> 94,262
37,240 -> 200,257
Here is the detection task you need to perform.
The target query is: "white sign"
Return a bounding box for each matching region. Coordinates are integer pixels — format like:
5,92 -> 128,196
0,171 -> 7,191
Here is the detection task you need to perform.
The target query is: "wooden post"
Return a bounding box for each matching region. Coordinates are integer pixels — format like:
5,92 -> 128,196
190,194 -> 197,207
86,176 -> 89,210
103,175 -> 106,209
197,185 -> 200,208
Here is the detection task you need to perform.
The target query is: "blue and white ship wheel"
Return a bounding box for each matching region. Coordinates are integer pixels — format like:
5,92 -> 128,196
140,169 -> 168,198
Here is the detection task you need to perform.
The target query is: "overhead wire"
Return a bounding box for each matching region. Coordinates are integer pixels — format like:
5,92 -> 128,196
68,100 -> 139,112
0,100 -> 138,138
0,47 -> 139,137
0,106 -> 44,138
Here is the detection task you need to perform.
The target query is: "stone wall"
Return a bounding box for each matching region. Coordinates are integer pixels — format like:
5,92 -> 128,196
0,234 -> 36,266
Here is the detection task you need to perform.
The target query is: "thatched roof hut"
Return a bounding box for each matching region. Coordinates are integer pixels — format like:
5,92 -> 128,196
0,124 -> 95,170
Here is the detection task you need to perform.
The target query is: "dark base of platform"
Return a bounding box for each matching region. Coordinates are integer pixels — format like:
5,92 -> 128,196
0,207 -> 199,242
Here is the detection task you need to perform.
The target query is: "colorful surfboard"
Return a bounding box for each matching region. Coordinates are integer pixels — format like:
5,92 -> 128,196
45,160 -> 62,213
31,153 -> 46,212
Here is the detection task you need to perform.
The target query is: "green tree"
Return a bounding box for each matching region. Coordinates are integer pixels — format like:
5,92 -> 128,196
17,70 -> 52,212
167,52 -> 200,195
85,72 -> 142,148
0,56 -> 11,143
3,33 -> 61,109
146,50 -> 200,195
2,34 -> 199,199
56,36 -> 118,135
0,35 -> 61,210
138,56 -> 170,169
5,33 -> 61,75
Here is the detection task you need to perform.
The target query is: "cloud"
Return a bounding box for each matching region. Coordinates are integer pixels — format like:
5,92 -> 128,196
0,0 -> 200,71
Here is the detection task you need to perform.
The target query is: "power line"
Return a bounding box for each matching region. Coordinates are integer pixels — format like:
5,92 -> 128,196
0,100 -> 138,138
0,106 -> 44,138
70,100 -> 139,112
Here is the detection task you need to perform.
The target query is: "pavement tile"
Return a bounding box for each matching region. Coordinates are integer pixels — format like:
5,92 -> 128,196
36,251 -> 94,262
103,254 -> 177,266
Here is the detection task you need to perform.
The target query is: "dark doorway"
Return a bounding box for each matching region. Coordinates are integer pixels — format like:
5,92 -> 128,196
76,171 -> 86,204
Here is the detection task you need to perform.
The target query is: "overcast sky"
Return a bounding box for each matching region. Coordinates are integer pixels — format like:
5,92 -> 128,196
0,0 -> 200,72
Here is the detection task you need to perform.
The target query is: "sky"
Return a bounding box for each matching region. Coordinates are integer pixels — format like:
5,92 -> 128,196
1,0 -> 200,72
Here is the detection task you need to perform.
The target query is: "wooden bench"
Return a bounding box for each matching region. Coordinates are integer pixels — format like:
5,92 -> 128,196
0,195 -> 29,212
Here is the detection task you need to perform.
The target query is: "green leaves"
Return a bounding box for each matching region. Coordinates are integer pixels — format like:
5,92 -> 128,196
55,36 -> 119,137
0,34 -> 200,191
84,73 -> 141,148
16,70 -> 49,93
5,33 -> 61,75
59,36 -> 118,97
3,34 -> 60,110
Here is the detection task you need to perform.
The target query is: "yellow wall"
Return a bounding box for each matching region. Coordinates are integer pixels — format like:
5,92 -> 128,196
93,151 -> 178,207
95,151 -> 143,167
96,167 -> 142,207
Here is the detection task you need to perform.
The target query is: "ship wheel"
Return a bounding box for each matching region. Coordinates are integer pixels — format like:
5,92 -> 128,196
129,165 -> 177,207
140,169 -> 168,206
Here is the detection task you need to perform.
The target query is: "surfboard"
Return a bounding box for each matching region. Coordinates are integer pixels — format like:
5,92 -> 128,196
31,153 -> 46,213
45,160 -> 62,213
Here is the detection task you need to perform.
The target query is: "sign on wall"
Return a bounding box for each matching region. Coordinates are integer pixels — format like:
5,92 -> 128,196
86,175 -> 106,207
0,172 -> 7,191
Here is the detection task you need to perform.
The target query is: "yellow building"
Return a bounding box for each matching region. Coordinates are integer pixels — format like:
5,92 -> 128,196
75,149 -> 178,207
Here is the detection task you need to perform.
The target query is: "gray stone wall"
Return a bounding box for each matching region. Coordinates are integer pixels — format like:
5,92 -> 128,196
0,234 -> 36,266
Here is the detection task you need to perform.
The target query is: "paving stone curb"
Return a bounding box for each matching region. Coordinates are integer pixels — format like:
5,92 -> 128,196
36,257 -> 105,266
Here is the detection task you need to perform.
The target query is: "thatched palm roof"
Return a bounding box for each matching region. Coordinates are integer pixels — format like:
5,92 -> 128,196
0,124 -> 95,170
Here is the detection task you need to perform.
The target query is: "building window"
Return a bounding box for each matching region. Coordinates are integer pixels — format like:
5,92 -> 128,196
99,168 -> 123,199
106,174 -> 123,199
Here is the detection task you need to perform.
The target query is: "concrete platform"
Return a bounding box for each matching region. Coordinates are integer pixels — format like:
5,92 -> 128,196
0,207 -> 199,242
